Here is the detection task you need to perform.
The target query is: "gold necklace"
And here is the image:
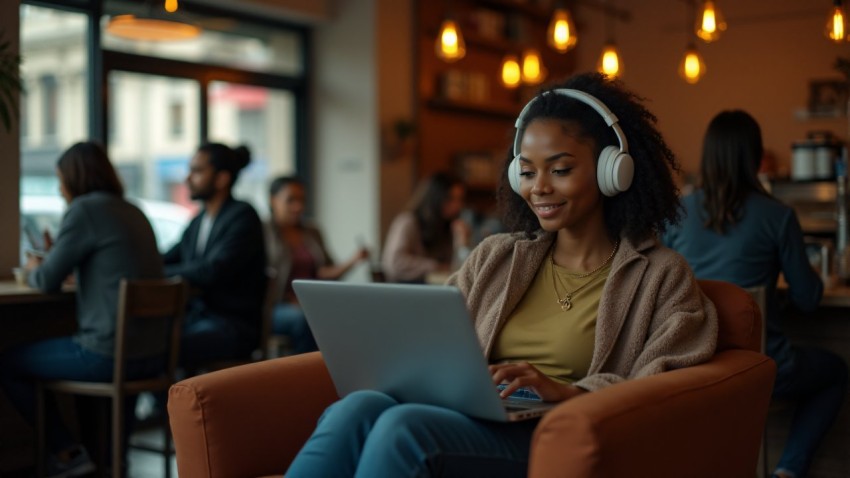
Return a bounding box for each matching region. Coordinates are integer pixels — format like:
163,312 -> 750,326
550,241 -> 619,311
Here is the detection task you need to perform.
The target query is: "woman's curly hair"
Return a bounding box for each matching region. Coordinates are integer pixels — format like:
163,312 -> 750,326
497,72 -> 681,244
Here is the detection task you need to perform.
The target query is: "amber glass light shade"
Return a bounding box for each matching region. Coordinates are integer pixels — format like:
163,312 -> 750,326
826,4 -> 847,43
678,44 -> 706,84
547,8 -> 578,53
165,0 -> 178,13
106,15 -> 200,41
435,19 -> 466,62
597,43 -> 622,79
696,1 -> 726,43
501,55 -> 521,88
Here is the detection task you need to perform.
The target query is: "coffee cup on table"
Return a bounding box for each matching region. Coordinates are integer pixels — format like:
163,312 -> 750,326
12,267 -> 27,286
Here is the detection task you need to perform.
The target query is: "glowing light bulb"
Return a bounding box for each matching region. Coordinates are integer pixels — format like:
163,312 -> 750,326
826,4 -> 847,43
547,8 -> 578,53
597,44 -> 621,79
678,45 -> 706,84
696,1 -> 726,43
165,0 -> 178,13
501,55 -> 521,88
521,49 -> 546,85
435,19 -> 466,62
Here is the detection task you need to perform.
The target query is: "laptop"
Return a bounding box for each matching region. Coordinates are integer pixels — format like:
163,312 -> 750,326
292,280 -> 556,422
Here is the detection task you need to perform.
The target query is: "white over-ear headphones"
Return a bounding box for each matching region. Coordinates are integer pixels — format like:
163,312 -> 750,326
508,88 -> 634,197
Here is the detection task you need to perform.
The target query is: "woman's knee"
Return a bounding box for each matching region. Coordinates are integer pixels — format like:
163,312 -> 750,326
322,390 -> 397,424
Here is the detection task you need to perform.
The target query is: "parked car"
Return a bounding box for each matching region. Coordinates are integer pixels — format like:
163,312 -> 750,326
20,195 -> 192,262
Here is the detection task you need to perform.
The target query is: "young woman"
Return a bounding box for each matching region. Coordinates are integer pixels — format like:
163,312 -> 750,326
0,141 -> 164,477
286,73 -> 718,477
381,172 -> 471,283
265,176 -> 369,354
664,110 -> 847,478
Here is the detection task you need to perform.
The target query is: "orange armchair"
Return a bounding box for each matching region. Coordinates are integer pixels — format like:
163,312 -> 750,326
168,280 -> 775,478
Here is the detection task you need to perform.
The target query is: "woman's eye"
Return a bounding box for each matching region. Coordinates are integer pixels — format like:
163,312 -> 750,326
519,170 -> 535,178
552,168 -> 572,175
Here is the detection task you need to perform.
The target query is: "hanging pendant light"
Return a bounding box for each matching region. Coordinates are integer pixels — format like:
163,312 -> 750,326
598,42 -> 622,79
521,49 -> 547,85
547,5 -> 578,53
501,54 -> 522,89
696,1 -> 726,43
435,18 -> 466,62
678,43 -> 706,84
826,0 -> 847,43
106,0 -> 200,42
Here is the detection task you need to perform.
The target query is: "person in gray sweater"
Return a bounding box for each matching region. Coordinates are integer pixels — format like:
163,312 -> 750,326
0,142 -> 164,477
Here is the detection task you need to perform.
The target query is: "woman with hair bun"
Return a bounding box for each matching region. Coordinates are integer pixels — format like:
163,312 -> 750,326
163,142 -> 267,370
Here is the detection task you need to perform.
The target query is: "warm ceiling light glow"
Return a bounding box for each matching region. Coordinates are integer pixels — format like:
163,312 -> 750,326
501,55 -> 521,88
435,19 -> 466,62
106,15 -> 201,41
678,44 -> 706,84
827,2 -> 847,43
598,43 -> 622,78
521,49 -> 546,84
696,1 -> 726,43
547,8 -> 578,53
165,0 -> 178,13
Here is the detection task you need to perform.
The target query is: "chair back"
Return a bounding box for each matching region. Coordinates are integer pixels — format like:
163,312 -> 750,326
113,277 -> 188,385
698,279 -> 762,353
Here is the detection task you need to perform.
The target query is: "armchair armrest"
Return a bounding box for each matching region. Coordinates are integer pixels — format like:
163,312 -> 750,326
168,352 -> 338,478
529,350 -> 776,478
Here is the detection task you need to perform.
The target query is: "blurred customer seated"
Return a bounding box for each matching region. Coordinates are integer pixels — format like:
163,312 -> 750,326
265,176 -> 370,354
0,142 -> 164,477
381,172 -> 471,283
163,143 -> 266,370
663,110 -> 847,478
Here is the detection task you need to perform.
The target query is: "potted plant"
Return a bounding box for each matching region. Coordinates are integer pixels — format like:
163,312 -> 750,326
0,28 -> 23,133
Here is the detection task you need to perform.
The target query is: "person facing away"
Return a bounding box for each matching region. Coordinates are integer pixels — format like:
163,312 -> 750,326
0,141 -> 164,477
265,176 -> 369,354
163,142 -> 266,370
663,110 -> 847,478
381,172 -> 471,283
285,72 -> 719,478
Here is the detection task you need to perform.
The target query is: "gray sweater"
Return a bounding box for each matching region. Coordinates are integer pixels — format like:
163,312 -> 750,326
29,192 -> 164,358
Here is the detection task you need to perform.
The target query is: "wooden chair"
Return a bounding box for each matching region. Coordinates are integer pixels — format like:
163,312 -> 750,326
36,277 -> 188,478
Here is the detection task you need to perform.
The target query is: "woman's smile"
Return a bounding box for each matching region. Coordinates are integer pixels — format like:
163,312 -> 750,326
532,201 -> 566,219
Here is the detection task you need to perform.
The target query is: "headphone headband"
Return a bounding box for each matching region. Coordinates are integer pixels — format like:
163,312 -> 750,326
512,88 -> 629,158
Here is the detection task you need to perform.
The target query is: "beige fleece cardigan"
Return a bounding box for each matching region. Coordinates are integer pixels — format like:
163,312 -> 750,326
447,231 -> 719,392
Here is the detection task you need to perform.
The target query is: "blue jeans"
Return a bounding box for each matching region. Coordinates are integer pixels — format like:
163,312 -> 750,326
272,303 -> 317,355
771,346 -> 848,477
287,390 -> 538,478
0,336 -> 163,453
180,299 -> 259,369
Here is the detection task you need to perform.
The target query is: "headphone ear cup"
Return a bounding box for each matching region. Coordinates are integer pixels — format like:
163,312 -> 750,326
597,146 -> 620,197
508,155 -> 522,194
596,146 -> 634,197
613,152 -> 634,193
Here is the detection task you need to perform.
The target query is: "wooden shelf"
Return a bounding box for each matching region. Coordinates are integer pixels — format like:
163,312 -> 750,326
427,97 -> 520,120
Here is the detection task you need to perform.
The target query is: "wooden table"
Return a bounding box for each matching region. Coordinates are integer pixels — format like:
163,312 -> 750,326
0,280 -> 77,473
0,280 -> 76,350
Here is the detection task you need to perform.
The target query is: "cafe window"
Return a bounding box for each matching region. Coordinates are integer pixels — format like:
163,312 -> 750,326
19,4 -> 89,189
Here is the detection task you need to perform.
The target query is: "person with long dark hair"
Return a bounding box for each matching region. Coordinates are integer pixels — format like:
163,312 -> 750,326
381,172 -> 470,283
0,141 -> 164,476
664,110 -> 847,478
265,176 -> 369,354
285,73 -> 718,477
163,142 -> 266,368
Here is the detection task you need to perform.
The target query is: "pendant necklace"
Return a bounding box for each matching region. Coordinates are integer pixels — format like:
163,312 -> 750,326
550,241 -> 619,311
